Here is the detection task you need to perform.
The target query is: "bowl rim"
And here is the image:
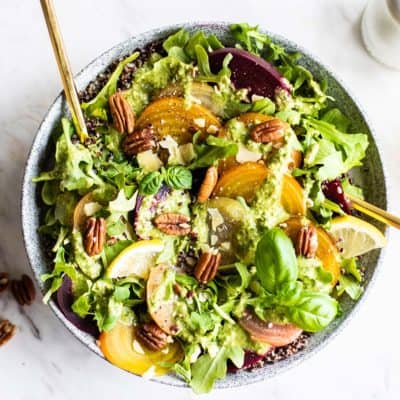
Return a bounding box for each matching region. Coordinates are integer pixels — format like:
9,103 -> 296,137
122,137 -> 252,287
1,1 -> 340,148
21,20 -> 389,389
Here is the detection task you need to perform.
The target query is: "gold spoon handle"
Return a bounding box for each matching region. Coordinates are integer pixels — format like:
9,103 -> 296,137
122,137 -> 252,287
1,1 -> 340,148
40,0 -> 88,143
347,193 -> 400,229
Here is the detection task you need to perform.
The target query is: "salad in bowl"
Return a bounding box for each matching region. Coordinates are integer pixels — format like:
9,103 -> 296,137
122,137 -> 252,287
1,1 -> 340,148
32,23 -> 386,393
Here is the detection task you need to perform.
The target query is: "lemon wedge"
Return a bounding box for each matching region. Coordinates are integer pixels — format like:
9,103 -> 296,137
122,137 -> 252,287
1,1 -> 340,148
329,215 -> 387,258
106,240 -> 164,279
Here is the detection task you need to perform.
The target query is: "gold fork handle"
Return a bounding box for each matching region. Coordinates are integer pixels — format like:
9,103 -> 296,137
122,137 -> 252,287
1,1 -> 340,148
40,0 -> 88,142
347,193 -> 400,229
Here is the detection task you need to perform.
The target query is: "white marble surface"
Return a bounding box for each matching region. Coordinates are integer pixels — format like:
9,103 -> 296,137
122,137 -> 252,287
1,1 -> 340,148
1,0 -> 400,398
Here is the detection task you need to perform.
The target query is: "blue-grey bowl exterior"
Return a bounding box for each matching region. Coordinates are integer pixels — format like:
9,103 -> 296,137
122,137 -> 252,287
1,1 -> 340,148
21,22 -> 388,388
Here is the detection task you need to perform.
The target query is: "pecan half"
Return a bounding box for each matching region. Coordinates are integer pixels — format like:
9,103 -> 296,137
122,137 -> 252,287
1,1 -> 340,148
154,213 -> 191,236
194,252 -> 221,284
198,166 -> 218,204
136,322 -> 170,352
10,274 -> 36,306
0,319 -> 16,347
84,217 -> 106,256
0,272 -> 9,293
296,225 -> 318,258
109,92 -> 135,134
250,118 -> 286,146
123,126 -> 156,156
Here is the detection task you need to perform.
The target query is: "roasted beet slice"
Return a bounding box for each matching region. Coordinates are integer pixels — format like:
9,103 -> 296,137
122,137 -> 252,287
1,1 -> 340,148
56,276 -> 99,337
209,48 -> 291,99
228,350 -> 266,373
322,178 -> 352,214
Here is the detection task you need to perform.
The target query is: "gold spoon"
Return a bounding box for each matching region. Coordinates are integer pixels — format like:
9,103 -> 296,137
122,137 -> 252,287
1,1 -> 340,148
347,194 -> 400,230
40,0 -> 88,142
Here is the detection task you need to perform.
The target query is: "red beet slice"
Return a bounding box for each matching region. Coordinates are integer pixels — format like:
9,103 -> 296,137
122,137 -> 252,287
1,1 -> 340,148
209,48 -> 291,99
56,276 -> 99,337
322,178 -> 352,214
228,350 -> 267,373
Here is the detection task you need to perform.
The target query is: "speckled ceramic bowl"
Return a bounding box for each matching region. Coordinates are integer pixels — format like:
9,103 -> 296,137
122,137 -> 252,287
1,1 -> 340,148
22,22 -> 387,388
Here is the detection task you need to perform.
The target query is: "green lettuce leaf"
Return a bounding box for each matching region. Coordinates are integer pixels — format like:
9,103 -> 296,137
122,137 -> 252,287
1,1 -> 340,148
33,119 -> 103,192
189,134 -> 238,169
336,275 -> 363,300
304,118 -> 369,172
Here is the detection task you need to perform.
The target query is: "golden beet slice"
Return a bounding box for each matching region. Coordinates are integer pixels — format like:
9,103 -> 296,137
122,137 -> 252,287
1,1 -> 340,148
281,175 -> 306,216
99,323 -> 182,376
212,161 -> 306,215
136,96 -> 221,144
213,162 -> 269,202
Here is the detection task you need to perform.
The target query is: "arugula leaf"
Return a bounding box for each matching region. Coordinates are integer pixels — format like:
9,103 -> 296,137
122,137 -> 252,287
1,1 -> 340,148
71,292 -> 91,317
42,247 -> 88,303
189,134 -> 238,169
288,292 -> 338,332
81,52 -> 140,119
163,29 -> 190,53
190,347 -> 229,394
336,275 -> 363,300
342,257 -> 362,282
230,23 -> 273,55
189,311 -> 214,334
255,228 -> 298,293
250,97 -> 276,115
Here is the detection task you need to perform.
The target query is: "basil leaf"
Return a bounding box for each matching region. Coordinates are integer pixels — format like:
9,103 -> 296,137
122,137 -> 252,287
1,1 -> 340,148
255,228 -> 298,293
164,165 -> 192,190
139,171 -> 162,195
288,292 -> 338,332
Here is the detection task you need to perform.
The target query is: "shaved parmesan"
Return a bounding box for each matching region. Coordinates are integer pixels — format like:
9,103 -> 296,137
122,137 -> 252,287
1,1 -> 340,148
235,144 -> 262,163
83,202 -> 102,217
137,150 -> 163,172
207,208 -> 224,231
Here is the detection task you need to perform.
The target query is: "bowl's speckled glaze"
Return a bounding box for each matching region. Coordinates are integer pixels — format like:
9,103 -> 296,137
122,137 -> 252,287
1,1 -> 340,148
21,22 -> 387,388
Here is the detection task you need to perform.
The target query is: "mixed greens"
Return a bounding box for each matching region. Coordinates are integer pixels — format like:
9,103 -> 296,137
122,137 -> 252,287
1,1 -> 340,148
35,23 -> 379,393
